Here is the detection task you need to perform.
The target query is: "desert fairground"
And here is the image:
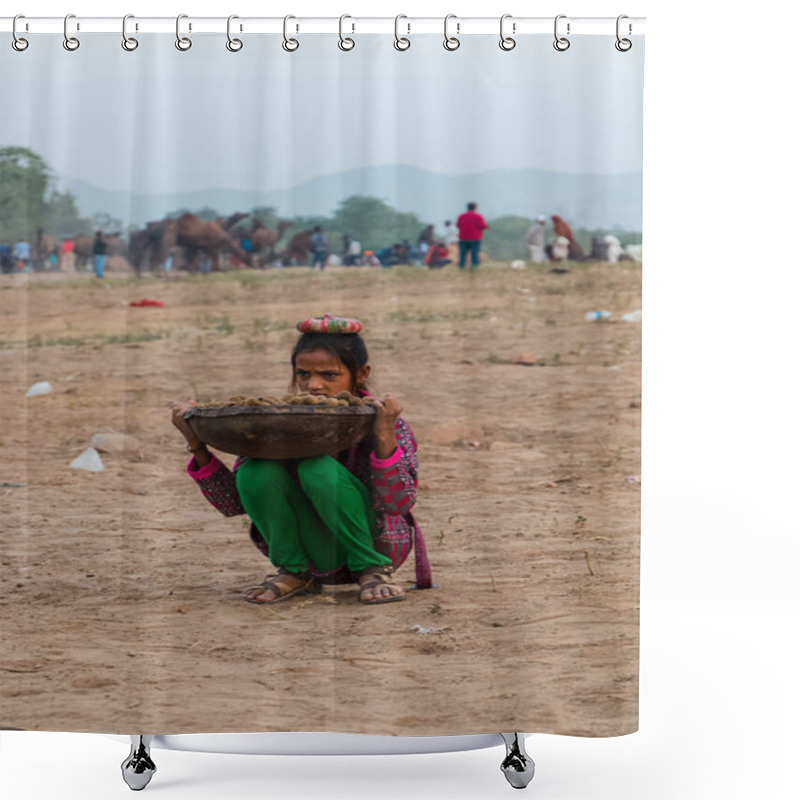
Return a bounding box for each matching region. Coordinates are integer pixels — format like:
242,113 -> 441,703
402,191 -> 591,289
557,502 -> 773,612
0,261 -> 640,736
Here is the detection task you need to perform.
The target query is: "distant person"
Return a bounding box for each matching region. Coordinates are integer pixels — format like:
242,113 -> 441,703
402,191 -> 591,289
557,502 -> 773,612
551,215 -> 585,261
0,242 -> 13,273
13,239 -> 32,272
456,202 -> 489,270
418,224 -> 435,255
60,237 -> 75,273
310,227 -> 328,270
441,220 -> 459,262
425,242 -> 452,269
92,231 -> 108,278
345,238 -> 362,266
526,215 -> 547,264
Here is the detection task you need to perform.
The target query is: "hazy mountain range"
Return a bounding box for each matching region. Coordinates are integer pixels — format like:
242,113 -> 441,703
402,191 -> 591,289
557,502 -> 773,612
55,165 -> 642,232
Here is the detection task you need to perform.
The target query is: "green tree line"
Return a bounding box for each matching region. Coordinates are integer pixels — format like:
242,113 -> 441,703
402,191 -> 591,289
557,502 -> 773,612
2,147 -> 641,260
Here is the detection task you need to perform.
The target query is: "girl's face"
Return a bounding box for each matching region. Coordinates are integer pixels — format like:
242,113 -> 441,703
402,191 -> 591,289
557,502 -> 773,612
293,349 -> 369,397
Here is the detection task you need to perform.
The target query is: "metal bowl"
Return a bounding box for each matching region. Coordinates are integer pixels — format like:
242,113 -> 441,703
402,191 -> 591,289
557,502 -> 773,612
185,404 -> 377,460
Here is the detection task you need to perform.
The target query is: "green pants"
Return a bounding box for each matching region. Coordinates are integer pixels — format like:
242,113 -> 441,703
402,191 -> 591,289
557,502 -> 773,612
235,456 -> 392,576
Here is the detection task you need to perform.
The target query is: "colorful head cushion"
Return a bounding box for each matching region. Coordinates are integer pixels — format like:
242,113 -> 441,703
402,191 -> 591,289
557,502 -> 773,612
296,314 -> 363,334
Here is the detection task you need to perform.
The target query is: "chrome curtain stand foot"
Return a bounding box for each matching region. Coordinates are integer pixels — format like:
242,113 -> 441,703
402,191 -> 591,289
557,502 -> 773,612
500,733 -> 535,789
121,735 -> 156,791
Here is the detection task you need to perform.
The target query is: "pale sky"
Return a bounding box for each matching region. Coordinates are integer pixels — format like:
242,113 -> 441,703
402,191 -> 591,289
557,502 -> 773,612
1,33 -> 644,193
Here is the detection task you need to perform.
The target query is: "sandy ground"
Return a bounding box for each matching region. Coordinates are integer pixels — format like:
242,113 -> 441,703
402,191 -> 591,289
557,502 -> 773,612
0,261 -> 640,737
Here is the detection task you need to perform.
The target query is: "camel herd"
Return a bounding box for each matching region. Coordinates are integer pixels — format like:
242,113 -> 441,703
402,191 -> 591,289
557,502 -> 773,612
19,213 -> 316,274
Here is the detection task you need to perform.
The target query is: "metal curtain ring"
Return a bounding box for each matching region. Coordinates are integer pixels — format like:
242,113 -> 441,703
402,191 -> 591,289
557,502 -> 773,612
63,13 -> 80,51
553,14 -> 570,51
12,14 -> 28,51
338,14 -> 355,51
226,15 -> 243,51
444,14 -> 460,51
283,15 -> 299,52
176,14 -> 192,51
394,15 -> 410,51
615,14 -> 632,51
122,14 -> 138,51
499,14 -> 516,51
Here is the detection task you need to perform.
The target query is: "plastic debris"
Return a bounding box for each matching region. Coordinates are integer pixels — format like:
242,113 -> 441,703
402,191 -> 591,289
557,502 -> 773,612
511,260 -> 525,269
622,310 -> 642,322
129,299 -> 164,307
26,381 -> 53,397
584,311 -> 612,321
410,625 -> 446,635
70,447 -> 104,472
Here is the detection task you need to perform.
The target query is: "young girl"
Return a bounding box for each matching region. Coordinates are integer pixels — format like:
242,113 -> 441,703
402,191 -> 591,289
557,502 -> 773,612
170,314 -> 431,605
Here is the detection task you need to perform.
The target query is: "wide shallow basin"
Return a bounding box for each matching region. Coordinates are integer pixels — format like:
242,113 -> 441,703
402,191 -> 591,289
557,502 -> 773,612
185,404 -> 376,460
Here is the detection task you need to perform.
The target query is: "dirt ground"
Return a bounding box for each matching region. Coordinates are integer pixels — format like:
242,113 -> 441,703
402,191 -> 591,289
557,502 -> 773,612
0,261 -> 640,737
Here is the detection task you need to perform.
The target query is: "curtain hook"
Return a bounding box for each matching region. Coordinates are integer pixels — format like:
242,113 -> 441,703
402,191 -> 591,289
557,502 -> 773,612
122,14 -> 139,51
283,15 -> 299,52
499,14 -> 516,51
226,15 -> 243,51
553,14 -> 570,51
394,15 -> 410,51
444,14 -> 460,51
338,14 -> 355,51
12,14 -> 29,51
63,13 -> 80,51
615,14 -> 632,51
176,14 -> 192,51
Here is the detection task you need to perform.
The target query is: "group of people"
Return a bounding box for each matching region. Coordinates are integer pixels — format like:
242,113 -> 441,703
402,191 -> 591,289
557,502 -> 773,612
0,231 -> 109,277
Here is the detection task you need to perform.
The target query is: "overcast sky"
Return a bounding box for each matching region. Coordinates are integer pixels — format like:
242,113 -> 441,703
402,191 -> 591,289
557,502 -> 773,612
1,33 -> 644,194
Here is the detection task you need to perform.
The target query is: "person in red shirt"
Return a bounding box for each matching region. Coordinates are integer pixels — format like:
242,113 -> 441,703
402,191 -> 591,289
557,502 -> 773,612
456,202 -> 489,270
424,242 -> 452,269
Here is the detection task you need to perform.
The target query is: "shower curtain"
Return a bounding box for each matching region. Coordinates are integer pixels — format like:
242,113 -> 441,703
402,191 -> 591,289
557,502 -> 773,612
0,19 -> 643,739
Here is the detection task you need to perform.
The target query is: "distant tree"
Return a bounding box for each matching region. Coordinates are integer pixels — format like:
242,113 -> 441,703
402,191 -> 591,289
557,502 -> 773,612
250,206 -> 280,229
91,211 -> 123,234
483,215 -> 531,261
332,196 -> 423,251
42,189 -> 92,238
0,146 -> 51,242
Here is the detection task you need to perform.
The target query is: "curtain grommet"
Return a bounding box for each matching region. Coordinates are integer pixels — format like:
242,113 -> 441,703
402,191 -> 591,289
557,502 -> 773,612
394,15 -> 410,51
283,15 -> 299,52
553,14 -> 570,51
226,15 -> 243,52
444,14 -> 460,51
175,14 -> 192,51
499,14 -> 516,51
12,14 -> 29,51
615,15 -> 632,51
338,15 -> 355,51
63,13 -> 80,51
122,14 -> 138,51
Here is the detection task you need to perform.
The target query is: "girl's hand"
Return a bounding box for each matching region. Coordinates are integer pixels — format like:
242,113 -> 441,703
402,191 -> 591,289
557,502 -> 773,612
372,394 -> 402,459
170,400 -> 201,446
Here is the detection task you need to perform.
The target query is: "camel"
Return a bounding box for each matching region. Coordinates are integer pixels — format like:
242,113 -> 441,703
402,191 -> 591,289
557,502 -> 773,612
249,219 -> 293,266
73,232 -> 128,271
285,230 -> 315,265
174,213 -> 252,271
34,229 -> 59,270
128,219 -> 177,274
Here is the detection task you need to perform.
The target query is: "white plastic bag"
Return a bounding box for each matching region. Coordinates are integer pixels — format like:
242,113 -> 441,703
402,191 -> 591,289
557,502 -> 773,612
70,447 -> 104,472
26,381 -> 53,397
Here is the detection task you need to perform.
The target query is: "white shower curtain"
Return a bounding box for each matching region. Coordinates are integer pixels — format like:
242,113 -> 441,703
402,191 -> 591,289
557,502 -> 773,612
0,12 -> 643,743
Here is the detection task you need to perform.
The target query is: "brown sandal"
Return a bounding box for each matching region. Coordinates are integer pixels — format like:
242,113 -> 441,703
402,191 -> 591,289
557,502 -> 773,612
243,571 -> 314,605
357,567 -> 405,605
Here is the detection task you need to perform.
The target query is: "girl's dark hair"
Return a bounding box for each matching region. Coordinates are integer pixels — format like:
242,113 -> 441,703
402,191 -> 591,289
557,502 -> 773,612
290,332 -> 370,392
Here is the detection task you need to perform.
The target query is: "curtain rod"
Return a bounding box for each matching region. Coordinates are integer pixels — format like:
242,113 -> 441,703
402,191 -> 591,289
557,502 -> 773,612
1,16 -> 646,37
